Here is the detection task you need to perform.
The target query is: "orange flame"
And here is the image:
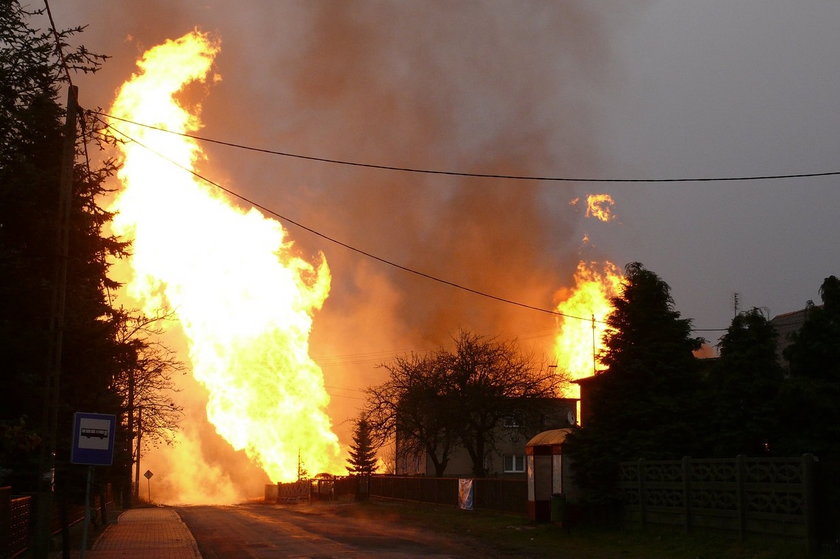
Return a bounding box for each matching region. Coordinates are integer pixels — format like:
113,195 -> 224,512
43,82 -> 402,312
585,194 -> 616,222
553,261 -> 623,396
107,31 -> 342,490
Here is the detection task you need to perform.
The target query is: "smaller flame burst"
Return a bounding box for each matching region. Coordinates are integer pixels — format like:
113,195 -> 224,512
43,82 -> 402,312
553,261 -> 623,396
585,194 -> 616,222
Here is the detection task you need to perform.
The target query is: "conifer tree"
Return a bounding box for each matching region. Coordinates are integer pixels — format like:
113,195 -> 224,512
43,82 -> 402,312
0,0 -> 120,491
708,308 -> 783,456
776,275 -> 840,458
347,417 -> 377,476
564,262 -> 703,501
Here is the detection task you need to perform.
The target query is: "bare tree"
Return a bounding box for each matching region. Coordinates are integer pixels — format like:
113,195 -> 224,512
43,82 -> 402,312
365,331 -> 564,477
447,331 -> 563,476
365,352 -> 459,476
110,308 -> 185,500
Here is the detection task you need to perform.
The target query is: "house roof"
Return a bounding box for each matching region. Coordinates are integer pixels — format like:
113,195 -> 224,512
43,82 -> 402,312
526,428 -> 572,448
571,374 -> 605,385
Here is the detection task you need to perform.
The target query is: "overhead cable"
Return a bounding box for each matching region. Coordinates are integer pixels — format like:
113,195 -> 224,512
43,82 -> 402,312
97,116 -> 731,332
94,111 -> 840,184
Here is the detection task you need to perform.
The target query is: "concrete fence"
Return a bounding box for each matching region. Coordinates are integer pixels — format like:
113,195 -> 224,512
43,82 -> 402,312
618,455 -> 818,552
266,477 -> 361,505
0,486 -> 32,558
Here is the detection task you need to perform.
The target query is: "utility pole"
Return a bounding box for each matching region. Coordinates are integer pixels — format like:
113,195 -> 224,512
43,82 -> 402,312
127,370 -> 135,506
134,407 -> 142,502
35,84 -> 78,559
591,314 -> 597,376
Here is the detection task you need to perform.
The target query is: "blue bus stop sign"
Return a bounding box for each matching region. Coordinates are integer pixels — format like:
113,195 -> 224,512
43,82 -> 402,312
71,412 -> 116,466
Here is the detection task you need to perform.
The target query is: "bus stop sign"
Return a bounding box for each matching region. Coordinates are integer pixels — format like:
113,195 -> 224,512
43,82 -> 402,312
71,412 -> 116,466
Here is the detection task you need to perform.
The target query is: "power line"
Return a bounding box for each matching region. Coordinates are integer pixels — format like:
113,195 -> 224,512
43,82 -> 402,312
98,117 -> 594,323
94,111 -> 840,184
95,116 -> 733,332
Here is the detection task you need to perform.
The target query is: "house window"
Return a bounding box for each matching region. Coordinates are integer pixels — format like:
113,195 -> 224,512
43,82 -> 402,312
502,415 -> 520,429
503,454 -> 526,473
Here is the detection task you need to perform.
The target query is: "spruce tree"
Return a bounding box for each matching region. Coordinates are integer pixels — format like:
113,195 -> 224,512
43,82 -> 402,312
0,1 -> 124,492
564,262 -> 703,501
708,308 -> 783,456
347,418 -> 377,476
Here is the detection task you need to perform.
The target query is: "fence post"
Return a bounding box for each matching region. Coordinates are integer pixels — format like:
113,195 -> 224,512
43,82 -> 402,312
802,454 -> 817,555
0,487 -> 10,558
736,454 -> 746,541
638,459 -> 646,529
682,456 -> 691,534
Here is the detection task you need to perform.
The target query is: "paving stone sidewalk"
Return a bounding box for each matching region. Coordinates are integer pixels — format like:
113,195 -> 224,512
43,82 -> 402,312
87,507 -> 201,559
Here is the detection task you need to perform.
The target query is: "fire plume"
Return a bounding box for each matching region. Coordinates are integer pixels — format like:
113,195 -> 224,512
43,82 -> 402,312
553,261 -> 623,394
107,31 -> 341,487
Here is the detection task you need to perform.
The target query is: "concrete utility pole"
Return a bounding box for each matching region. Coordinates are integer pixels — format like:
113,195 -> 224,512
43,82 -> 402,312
135,407 -> 142,501
127,370 -> 135,505
591,314 -> 597,376
35,84 -> 78,559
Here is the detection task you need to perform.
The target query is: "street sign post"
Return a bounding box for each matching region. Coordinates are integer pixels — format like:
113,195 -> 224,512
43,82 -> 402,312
70,412 -> 116,559
71,412 -> 116,466
144,470 -> 153,502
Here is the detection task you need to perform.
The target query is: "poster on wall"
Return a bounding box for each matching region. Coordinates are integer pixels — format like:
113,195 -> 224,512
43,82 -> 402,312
458,478 -> 474,511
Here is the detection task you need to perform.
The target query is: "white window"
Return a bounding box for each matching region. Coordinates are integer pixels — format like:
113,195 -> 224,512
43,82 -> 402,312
503,454 -> 526,473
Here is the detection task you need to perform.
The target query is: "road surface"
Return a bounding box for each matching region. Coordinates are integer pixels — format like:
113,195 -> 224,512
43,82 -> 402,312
177,503 -> 492,558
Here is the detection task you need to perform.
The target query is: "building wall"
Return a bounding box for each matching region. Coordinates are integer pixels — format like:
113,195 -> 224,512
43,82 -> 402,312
401,398 -> 577,477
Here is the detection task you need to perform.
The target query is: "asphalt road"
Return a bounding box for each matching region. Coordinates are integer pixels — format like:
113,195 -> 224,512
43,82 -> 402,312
177,503 -> 491,558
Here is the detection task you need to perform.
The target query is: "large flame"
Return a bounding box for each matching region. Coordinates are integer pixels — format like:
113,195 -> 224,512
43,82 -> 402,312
553,260 -> 623,395
107,31 -> 341,487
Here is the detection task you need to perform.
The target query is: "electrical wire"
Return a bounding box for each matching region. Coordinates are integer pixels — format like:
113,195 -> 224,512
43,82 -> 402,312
97,116 -> 730,332
98,116 -> 595,323
94,111 -> 840,184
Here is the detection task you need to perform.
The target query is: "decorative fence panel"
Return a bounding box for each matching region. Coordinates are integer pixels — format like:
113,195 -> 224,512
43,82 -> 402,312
0,488 -> 33,559
11,495 -> 32,557
277,480 -> 311,503
619,455 -> 817,550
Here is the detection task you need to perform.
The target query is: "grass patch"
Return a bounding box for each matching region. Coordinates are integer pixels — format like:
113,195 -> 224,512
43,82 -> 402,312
305,498 -> 817,558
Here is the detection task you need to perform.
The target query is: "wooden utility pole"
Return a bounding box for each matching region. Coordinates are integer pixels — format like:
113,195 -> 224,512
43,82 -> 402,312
35,84 -> 78,559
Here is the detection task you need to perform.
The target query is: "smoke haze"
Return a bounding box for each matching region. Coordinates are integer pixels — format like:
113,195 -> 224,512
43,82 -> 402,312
49,0 -> 840,501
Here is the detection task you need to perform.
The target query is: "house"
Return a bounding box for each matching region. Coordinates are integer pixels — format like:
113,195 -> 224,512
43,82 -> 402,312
572,375 -> 601,427
770,306 -> 817,369
395,397 -> 577,477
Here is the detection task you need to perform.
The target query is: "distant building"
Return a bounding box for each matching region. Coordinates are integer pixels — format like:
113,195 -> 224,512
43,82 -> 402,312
770,305 -> 819,369
395,397 -> 577,477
